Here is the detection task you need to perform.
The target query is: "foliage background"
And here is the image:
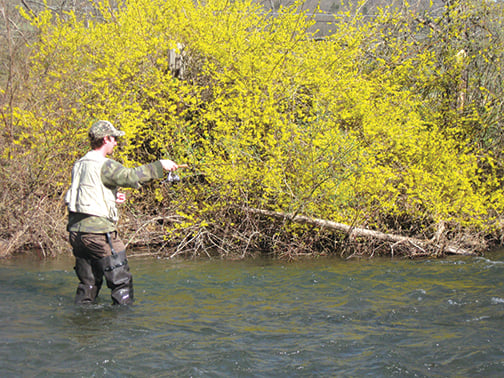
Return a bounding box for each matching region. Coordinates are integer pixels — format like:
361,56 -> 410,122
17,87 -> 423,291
1,0 -> 504,258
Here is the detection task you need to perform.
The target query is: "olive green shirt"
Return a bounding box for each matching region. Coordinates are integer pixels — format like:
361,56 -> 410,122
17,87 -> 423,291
67,159 -> 164,233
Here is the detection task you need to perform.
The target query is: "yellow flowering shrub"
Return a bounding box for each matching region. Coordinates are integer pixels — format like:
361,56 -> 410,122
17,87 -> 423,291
5,0 -> 504,255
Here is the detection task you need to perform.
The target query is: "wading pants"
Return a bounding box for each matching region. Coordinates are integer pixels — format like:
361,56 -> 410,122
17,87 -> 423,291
69,231 -> 134,305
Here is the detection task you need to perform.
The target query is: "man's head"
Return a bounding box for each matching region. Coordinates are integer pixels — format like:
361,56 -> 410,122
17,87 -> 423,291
89,120 -> 125,149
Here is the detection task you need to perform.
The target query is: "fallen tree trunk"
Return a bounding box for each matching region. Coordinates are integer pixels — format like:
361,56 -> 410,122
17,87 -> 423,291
245,208 -> 477,257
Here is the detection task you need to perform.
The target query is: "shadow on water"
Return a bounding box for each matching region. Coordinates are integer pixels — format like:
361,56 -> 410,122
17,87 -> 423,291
2,252 -> 504,376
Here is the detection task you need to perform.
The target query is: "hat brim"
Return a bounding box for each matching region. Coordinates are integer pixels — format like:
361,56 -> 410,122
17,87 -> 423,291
112,130 -> 126,137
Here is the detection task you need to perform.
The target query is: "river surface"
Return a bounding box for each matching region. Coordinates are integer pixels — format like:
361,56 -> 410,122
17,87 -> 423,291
2,251 -> 504,377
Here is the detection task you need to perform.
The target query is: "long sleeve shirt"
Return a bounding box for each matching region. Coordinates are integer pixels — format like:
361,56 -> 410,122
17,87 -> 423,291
67,159 -> 164,233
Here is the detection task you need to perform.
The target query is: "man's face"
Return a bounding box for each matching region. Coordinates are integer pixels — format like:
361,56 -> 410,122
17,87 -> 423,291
104,135 -> 118,155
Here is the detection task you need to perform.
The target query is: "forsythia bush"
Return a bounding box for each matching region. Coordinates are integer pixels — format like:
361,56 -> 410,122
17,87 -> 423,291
5,0 -> 504,255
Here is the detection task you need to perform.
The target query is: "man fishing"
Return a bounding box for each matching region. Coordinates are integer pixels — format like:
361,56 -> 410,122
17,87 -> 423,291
65,120 -> 179,305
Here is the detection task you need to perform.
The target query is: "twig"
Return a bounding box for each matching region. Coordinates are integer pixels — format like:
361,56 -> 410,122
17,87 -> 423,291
125,215 -> 184,248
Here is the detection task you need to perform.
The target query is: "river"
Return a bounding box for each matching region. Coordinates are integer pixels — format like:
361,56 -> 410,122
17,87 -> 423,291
1,251 -> 504,377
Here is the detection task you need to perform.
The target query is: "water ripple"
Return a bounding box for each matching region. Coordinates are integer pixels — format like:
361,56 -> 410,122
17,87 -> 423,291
2,254 -> 504,376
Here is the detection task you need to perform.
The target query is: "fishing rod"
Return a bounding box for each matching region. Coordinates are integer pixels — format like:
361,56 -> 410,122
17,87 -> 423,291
162,160 -> 237,184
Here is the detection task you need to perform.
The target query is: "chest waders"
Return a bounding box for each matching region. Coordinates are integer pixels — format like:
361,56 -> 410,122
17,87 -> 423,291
73,233 -> 133,305
98,232 -> 134,305
74,257 -> 103,304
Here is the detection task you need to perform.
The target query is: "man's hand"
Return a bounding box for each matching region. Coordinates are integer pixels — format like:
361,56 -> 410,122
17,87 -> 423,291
160,159 -> 178,171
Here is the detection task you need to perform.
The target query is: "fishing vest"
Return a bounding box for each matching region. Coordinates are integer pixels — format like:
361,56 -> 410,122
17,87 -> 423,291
65,150 -> 118,223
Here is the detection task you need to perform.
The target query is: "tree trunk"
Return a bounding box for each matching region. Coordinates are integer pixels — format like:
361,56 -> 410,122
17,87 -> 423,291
245,208 -> 477,256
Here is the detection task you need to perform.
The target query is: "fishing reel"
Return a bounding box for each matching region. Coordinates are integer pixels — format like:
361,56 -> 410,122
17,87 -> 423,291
162,171 -> 181,184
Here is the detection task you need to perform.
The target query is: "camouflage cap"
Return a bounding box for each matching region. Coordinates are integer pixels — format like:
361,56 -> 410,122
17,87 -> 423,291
88,120 -> 126,139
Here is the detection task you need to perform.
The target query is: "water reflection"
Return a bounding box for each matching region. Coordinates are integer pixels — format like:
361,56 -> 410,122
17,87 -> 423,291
1,253 -> 504,376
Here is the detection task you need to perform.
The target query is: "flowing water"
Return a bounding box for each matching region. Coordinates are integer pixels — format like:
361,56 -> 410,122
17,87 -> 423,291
2,251 -> 504,377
